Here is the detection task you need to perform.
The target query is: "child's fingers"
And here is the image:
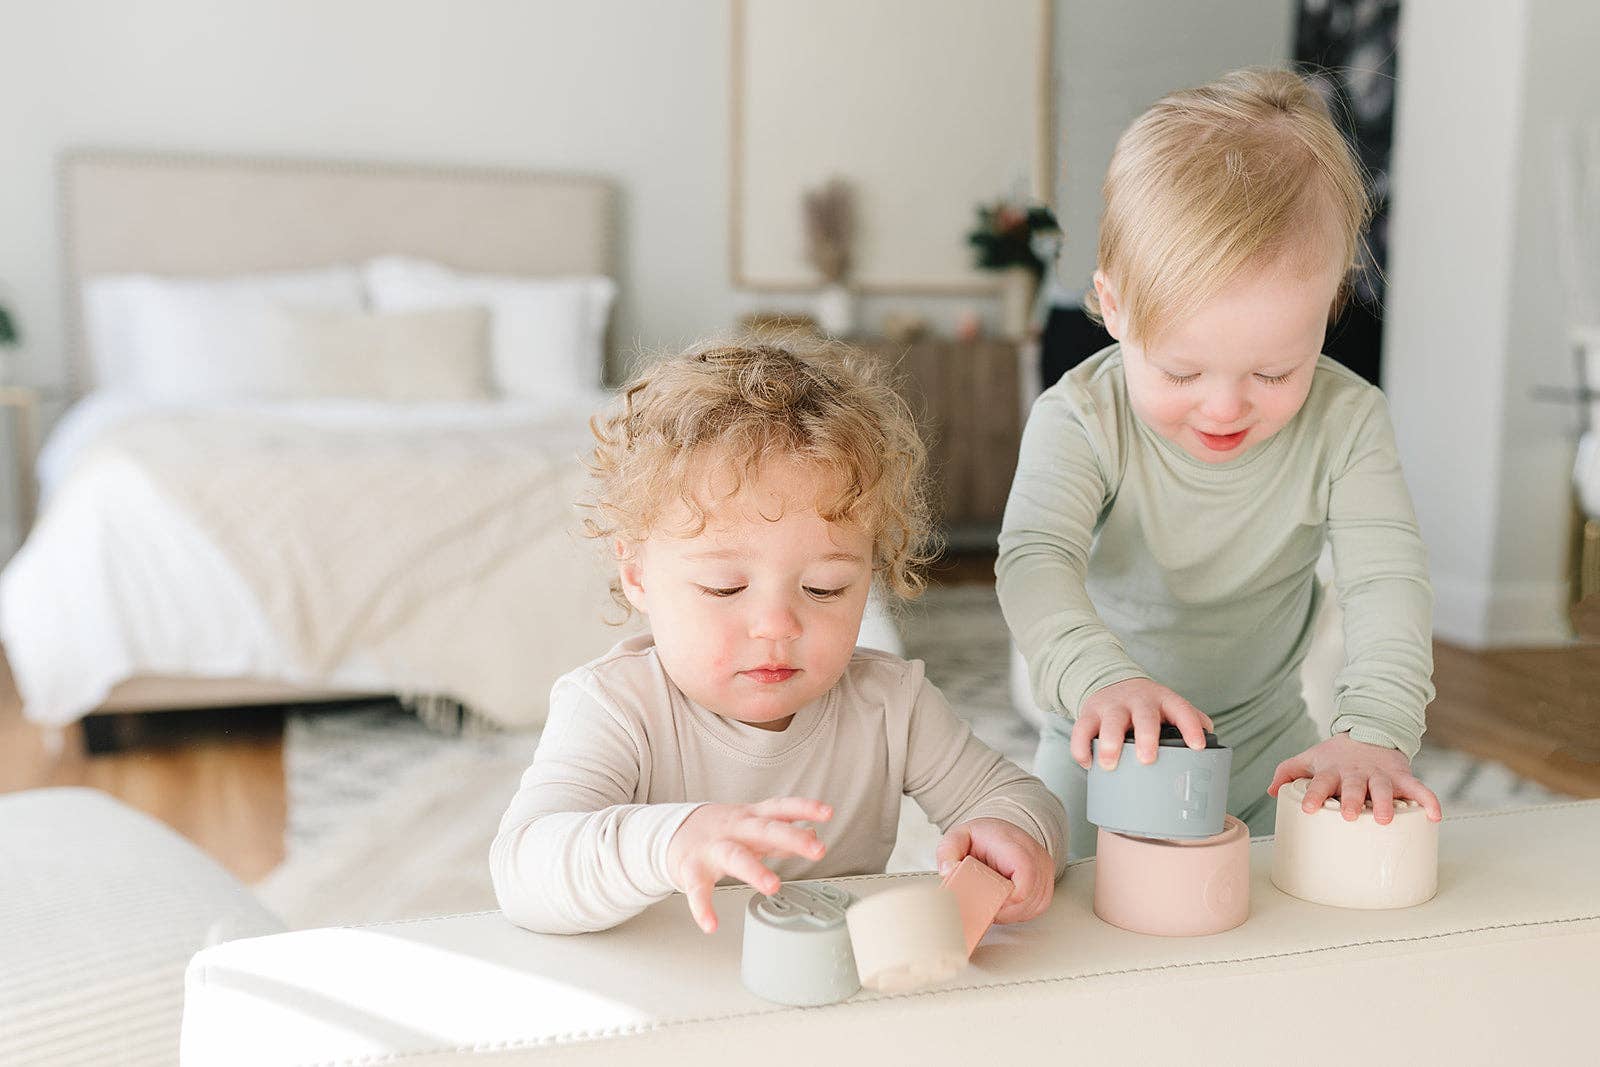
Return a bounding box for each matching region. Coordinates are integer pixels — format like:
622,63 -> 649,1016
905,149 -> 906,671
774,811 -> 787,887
1267,754 -> 1311,797
1301,770 -> 1339,812
684,875 -> 718,934
1131,705 -> 1162,765
1161,694 -> 1212,751
935,825 -> 973,877
1339,775 -> 1369,821
740,818 -> 825,863
1097,710 -> 1132,769
1368,776 -> 1396,824
750,796 -> 833,824
716,840 -> 781,897
990,847 -> 1050,924
1395,774 -> 1444,822
1070,712 -> 1100,769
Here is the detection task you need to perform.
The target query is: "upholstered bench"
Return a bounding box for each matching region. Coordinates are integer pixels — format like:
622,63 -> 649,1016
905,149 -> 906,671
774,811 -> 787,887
0,787 -> 284,1066
182,800 -> 1600,1065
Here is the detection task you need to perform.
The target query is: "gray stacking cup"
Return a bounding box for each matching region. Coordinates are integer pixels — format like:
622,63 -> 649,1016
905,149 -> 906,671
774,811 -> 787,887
740,882 -> 860,1006
1088,724 -> 1232,839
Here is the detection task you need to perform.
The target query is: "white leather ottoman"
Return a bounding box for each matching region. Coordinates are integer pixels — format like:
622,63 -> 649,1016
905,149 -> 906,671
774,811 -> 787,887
183,800 -> 1600,1066
0,787 -> 284,1066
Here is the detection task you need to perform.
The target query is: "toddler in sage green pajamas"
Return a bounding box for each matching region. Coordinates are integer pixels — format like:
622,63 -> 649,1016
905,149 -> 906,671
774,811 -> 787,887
1000,68 -> 1443,859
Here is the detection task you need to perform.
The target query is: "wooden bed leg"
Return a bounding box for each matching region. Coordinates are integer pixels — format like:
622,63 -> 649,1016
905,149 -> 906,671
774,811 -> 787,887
81,705 -> 288,755
81,712 -> 146,755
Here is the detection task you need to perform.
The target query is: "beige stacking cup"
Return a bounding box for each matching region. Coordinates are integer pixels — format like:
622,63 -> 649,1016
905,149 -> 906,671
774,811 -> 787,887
1093,815 -> 1250,937
1271,778 -> 1438,909
844,882 -> 967,993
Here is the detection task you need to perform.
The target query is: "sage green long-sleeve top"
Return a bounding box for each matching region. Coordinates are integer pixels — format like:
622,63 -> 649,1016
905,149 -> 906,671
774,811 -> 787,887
998,345 -> 1434,760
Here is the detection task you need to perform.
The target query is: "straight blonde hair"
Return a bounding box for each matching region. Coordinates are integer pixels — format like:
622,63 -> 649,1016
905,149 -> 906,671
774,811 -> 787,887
1084,67 -> 1372,345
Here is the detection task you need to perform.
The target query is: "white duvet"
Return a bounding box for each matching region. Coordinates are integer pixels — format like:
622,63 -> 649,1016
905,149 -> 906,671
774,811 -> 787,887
0,392 -> 633,729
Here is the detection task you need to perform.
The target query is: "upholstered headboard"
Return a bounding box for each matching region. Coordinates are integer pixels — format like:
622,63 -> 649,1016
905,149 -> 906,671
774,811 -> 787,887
59,150 -> 618,392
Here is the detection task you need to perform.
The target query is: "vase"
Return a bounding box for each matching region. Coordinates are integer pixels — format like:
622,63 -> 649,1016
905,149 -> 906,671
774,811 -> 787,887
814,283 -> 856,339
998,266 -> 1038,340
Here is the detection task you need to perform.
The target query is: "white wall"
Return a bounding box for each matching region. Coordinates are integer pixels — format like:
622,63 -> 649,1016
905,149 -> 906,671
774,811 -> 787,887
1495,0 -> 1600,639
1053,1 -> 1294,294
1386,0 -> 1596,647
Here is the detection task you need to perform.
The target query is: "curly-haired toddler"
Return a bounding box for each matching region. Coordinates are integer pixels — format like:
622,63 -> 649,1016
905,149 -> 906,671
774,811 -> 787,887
493,335 -> 1069,934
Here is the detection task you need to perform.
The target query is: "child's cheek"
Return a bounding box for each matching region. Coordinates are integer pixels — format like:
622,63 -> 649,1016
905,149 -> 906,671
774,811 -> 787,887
1134,386 -> 1191,436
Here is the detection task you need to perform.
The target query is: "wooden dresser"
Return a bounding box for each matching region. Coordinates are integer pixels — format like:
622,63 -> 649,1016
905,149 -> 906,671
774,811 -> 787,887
853,337 -> 1025,551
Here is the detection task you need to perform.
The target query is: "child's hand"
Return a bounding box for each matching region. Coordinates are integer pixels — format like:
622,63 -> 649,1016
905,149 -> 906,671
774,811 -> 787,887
665,796 -> 832,934
1071,678 -> 1215,770
935,817 -> 1054,924
1267,733 -> 1443,823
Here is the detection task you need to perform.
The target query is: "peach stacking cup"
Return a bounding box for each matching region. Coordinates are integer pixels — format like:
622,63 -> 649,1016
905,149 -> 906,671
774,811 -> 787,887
1270,778 -> 1438,909
940,856 -> 1012,956
1093,815 -> 1250,937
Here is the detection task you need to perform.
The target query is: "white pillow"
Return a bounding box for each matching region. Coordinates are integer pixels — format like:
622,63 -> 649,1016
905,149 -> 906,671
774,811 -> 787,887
82,266 -> 365,399
271,305 -> 491,402
362,256 -> 615,397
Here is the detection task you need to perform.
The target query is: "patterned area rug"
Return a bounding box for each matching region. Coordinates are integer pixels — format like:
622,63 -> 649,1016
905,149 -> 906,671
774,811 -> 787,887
258,584 -> 1572,928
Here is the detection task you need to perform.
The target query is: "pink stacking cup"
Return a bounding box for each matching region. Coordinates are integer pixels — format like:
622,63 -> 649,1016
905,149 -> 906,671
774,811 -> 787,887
1093,815 -> 1250,937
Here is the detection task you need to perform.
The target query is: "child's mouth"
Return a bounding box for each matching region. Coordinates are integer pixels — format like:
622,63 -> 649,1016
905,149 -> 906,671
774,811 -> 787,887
742,667 -> 799,684
1195,428 -> 1248,452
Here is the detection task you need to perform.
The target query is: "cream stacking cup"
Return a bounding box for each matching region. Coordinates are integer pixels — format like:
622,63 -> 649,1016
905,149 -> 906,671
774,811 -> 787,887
1093,815 -> 1251,937
1271,778 -> 1439,909
844,882 -> 967,993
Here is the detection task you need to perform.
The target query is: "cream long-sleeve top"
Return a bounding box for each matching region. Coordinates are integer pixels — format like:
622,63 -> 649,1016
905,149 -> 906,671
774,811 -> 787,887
998,345 -> 1435,760
492,634 -> 1070,934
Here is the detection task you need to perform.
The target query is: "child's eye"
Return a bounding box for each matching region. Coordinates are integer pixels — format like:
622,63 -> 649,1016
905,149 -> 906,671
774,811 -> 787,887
1255,370 -> 1294,385
1160,369 -> 1199,385
805,586 -> 848,600
697,585 -> 745,598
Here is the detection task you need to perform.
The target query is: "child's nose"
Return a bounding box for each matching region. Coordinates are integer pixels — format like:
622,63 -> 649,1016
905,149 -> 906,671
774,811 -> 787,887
1199,383 -> 1248,424
748,601 -> 801,642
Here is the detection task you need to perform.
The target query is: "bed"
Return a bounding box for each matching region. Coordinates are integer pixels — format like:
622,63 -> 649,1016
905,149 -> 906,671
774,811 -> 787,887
0,151 -> 633,732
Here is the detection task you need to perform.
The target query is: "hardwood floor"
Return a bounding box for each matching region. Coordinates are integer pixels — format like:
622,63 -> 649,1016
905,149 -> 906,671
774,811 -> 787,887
2,557 -> 1596,883
0,654 -> 287,883
1428,641 -> 1600,798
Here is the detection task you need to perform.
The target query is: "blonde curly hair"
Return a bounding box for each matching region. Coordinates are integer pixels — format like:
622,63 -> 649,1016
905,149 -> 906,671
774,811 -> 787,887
1085,67 -> 1373,345
582,333 -> 939,617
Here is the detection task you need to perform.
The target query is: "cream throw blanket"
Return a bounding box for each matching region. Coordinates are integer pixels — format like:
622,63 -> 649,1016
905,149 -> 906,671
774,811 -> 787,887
58,408 -> 633,728
100,414 -> 585,674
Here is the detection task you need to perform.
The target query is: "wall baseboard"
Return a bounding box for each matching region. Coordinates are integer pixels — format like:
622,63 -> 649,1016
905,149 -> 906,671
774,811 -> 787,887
1431,574 -> 1575,649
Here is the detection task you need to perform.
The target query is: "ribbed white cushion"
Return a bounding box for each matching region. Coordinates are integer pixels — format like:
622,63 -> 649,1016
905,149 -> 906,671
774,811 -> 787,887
182,800 -> 1600,1065
0,788 -> 283,1066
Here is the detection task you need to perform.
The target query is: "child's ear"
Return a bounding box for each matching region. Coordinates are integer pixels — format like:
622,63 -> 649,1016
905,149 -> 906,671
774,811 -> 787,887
1093,270 -> 1125,341
615,539 -> 649,615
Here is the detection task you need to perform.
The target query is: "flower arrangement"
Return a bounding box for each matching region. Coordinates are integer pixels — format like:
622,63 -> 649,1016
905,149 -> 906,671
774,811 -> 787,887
967,199 -> 1060,278
802,177 -> 855,285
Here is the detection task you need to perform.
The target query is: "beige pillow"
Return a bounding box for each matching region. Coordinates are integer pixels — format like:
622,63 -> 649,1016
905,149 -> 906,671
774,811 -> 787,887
272,305 -> 492,402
